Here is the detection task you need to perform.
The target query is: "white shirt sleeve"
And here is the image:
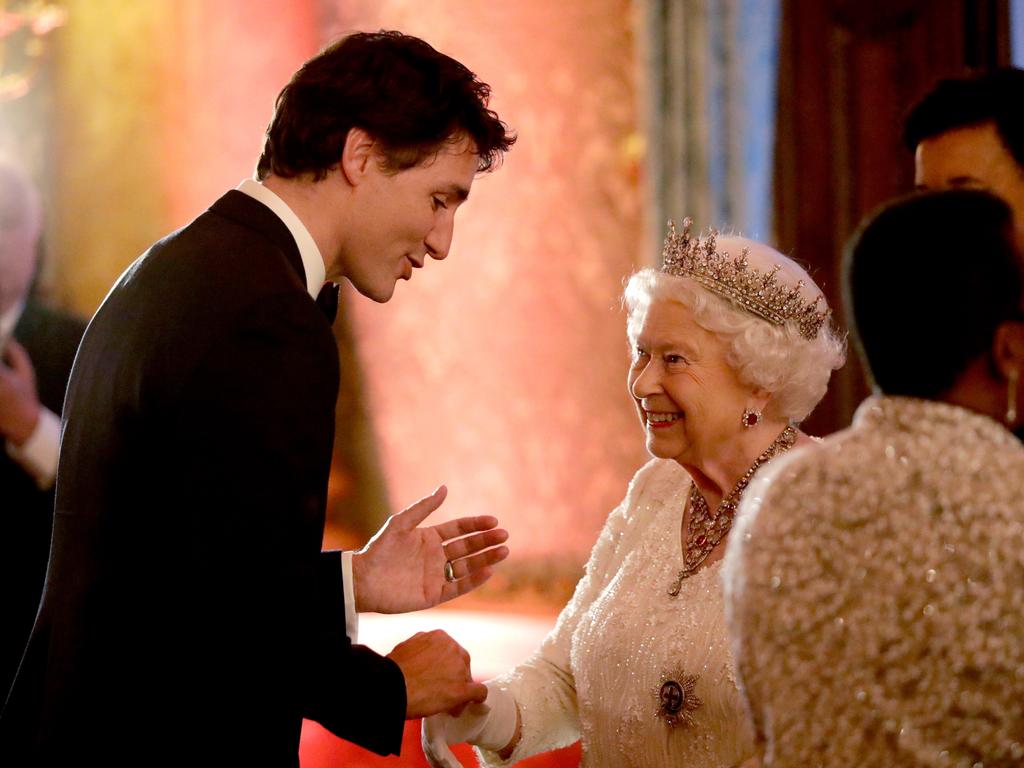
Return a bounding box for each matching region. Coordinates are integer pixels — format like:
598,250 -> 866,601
341,550 -> 359,642
5,406 -> 60,490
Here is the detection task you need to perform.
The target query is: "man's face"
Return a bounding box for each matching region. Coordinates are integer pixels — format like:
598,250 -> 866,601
915,122 -> 1024,237
0,165 -> 41,315
339,135 -> 480,303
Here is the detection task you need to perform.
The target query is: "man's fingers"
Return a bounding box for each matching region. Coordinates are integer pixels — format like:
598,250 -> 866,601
395,485 -> 448,529
443,529 -> 509,561
463,681 -> 488,704
446,546 -> 509,581
2,339 -> 32,378
440,565 -> 494,603
434,514 -> 500,542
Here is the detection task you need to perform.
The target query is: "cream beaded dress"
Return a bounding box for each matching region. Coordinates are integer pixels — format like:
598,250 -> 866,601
476,458 -> 755,768
726,396 -> 1024,767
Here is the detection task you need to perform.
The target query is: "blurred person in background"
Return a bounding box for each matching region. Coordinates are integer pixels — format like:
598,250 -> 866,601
0,157 -> 84,703
725,190 -> 1024,767
906,67 -> 1024,237
905,66 -> 1024,444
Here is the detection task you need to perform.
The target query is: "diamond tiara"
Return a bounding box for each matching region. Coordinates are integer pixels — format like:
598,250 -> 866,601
660,218 -> 829,341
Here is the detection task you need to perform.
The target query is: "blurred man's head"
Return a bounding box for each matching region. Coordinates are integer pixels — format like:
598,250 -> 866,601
905,68 -> 1024,236
0,159 -> 42,315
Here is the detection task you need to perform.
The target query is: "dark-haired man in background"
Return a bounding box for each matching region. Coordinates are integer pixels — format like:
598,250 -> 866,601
904,67 -> 1024,444
2,30 -> 515,766
905,67 -> 1024,235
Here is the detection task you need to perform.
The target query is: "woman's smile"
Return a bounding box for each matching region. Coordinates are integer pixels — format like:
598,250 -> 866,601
644,409 -> 683,428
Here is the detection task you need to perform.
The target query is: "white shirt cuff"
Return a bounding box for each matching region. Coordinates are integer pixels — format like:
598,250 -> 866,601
341,550 -> 359,642
5,406 -> 60,490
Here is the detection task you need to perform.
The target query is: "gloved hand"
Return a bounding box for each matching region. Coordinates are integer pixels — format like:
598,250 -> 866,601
421,681 -> 518,768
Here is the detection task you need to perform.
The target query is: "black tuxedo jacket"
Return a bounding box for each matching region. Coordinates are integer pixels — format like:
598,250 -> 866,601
0,192 -> 405,765
0,301 -> 84,701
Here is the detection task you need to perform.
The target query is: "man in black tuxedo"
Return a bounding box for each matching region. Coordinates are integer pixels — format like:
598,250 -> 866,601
1,31 -> 515,765
0,159 -> 85,702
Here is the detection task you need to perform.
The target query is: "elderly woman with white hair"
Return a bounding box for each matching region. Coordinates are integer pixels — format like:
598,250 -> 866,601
422,219 -> 845,768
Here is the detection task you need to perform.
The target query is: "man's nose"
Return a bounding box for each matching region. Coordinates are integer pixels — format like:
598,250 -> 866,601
425,214 -> 455,260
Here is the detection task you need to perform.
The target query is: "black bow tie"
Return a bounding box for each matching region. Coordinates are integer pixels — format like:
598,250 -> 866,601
315,282 -> 340,324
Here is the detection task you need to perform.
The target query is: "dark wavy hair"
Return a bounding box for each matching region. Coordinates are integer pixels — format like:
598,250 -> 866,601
256,30 -> 515,181
903,67 -> 1024,171
844,189 -> 1023,398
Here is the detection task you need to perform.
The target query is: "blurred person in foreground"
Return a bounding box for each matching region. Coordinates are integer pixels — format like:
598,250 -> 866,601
0,158 -> 85,701
1,30 -> 514,766
423,219 -> 844,767
725,190 -> 1024,767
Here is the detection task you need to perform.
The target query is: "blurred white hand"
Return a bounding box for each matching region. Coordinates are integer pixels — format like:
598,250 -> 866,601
421,682 -> 517,768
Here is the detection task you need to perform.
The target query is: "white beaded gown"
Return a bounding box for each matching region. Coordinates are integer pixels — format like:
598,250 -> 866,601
476,458 -> 755,768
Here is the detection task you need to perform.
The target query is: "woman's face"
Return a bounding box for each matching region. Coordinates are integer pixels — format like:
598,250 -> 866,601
628,298 -> 757,469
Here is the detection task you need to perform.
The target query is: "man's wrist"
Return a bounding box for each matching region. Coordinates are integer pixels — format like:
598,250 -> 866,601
351,550 -> 367,612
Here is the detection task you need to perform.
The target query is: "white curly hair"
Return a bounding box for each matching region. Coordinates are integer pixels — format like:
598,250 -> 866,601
624,236 -> 846,423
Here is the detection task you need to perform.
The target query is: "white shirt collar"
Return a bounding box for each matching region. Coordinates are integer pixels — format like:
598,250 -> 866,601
0,298 -> 25,350
236,179 -> 325,299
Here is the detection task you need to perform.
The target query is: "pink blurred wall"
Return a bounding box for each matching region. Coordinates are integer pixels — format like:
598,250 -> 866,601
327,1 -> 648,563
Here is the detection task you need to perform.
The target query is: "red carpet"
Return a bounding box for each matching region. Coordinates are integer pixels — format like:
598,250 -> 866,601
300,719 -> 581,767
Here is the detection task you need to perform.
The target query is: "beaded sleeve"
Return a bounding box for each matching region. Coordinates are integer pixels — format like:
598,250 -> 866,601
475,459 -> 664,767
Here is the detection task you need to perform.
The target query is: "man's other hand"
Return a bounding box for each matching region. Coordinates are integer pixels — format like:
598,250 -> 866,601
0,338 -> 41,445
352,485 -> 509,614
387,630 -> 487,719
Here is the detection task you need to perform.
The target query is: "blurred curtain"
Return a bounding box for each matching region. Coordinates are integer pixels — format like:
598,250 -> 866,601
641,0 -> 781,258
1013,0 -> 1024,64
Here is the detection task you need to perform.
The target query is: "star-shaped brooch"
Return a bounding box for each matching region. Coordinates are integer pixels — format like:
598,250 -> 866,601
655,673 -> 702,728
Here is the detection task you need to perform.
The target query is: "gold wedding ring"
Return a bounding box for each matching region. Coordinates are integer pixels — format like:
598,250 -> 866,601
443,560 -> 456,583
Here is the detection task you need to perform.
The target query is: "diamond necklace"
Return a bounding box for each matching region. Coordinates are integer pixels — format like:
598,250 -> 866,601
668,425 -> 798,596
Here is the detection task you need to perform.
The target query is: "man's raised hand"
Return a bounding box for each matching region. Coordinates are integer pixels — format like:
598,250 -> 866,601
352,485 -> 509,614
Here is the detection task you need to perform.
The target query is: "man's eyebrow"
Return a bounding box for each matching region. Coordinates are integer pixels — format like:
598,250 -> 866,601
441,184 -> 470,202
946,175 -> 985,186
916,176 -> 985,192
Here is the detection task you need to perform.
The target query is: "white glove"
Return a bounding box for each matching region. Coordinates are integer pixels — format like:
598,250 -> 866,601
421,681 -> 518,768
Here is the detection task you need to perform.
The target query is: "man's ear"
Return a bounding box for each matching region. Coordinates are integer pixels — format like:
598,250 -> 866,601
339,127 -> 376,186
992,320 -> 1024,380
